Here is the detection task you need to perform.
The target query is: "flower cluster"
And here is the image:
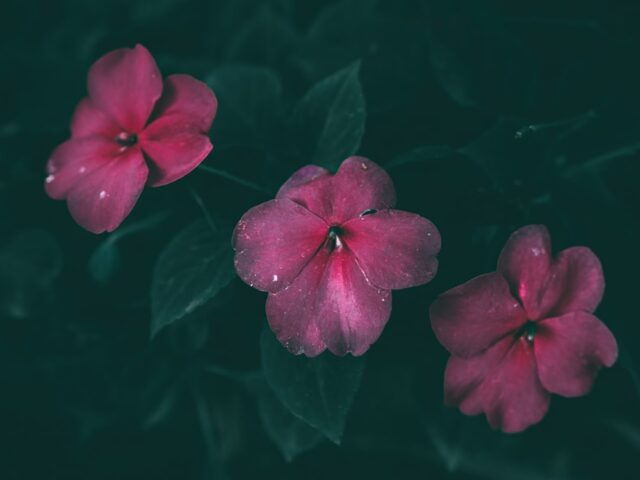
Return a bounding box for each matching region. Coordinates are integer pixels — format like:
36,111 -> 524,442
45,45 -> 618,433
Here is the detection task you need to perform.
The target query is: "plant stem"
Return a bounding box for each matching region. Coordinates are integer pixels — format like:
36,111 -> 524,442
198,164 -> 272,195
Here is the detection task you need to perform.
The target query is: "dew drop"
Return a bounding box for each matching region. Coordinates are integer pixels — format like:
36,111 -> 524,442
99,190 -> 107,199
78,166 -> 87,174
272,274 -> 278,282
360,162 -> 368,170
45,174 -> 55,183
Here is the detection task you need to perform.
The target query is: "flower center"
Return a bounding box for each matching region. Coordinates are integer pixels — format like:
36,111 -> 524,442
515,320 -> 537,343
326,225 -> 344,252
115,132 -> 138,147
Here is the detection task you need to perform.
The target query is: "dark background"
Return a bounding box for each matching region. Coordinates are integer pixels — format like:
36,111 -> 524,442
2,0 -> 640,478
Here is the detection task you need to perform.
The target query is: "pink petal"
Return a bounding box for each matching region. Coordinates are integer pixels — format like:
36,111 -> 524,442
70,98 -> 120,138
278,157 -> 396,224
538,247 -> 605,317
430,273 -> 527,357
66,148 -> 149,233
342,209 -> 441,289
139,113 -> 213,187
445,336 -> 550,433
266,247 -> 391,356
87,44 -> 162,132
316,249 -> 392,356
534,312 -> 618,397
265,250 -> 331,357
276,165 -> 330,198
233,199 -> 328,293
45,137 -> 122,200
497,225 -> 552,320
150,74 -> 218,132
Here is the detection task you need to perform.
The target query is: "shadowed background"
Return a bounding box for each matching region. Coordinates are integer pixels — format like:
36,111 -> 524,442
1,0 -> 640,479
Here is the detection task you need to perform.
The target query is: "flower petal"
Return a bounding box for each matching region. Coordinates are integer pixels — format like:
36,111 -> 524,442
534,312 -> 618,397
276,165 -> 330,198
430,273 -> 527,357
445,337 -> 550,433
317,249 -> 392,356
87,44 -> 162,132
342,209 -> 440,289
278,157 -> 396,224
497,225 -> 552,320
233,198 -> 328,293
266,247 -> 391,356
45,137 -> 122,200
70,98 -> 120,138
140,113 -> 213,187
150,74 -> 218,132
538,247 -> 605,317
66,148 -> 148,233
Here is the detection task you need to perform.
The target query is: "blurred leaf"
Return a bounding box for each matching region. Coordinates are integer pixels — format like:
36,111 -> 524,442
0,229 -> 62,318
88,211 -> 169,285
206,66 -> 283,147
427,33 -> 476,107
251,375 -> 324,462
150,220 -> 235,339
386,145 -> 454,169
260,326 -> 365,444
290,61 -> 365,171
226,7 -> 299,66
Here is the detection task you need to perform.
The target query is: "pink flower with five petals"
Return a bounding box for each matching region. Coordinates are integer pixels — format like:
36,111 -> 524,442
45,44 -> 217,233
430,225 -> 618,433
233,157 -> 441,356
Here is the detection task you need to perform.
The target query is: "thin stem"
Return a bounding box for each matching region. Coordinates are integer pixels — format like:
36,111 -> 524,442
198,164 -> 272,195
192,385 -> 225,479
189,187 -> 217,232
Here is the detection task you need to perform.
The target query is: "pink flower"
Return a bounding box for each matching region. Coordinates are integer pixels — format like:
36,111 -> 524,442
430,225 -> 618,433
233,157 -> 441,356
45,44 -> 217,233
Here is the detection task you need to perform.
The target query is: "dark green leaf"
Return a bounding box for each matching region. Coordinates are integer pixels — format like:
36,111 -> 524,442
253,375 -> 323,462
290,61 -> 366,171
206,66 -> 283,146
88,237 -> 120,286
386,145 -> 454,169
260,326 -> 365,444
150,221 -> 235,338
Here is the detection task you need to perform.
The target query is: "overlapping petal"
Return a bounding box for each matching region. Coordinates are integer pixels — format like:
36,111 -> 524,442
45,137 -> 124,199
278,157 -> 396,223
266,247 -> 391,356
430,273 -> 527,357
342,209 -> 441,289
150,74 -> 218,132
87,44 -> 162,132
70,98 -> 120,138
66,149 -> 149,233
538,247 -> 605,318
233,199 -> 328,293
140,113 -> 213,186
445,336 -> 550,433
497,225 -> 552,320
534,312 -> 618,397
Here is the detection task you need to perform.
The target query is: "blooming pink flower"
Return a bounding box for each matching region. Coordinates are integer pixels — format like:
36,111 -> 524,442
233,157 -> 441,356
45,44 -> 217,233
430,225 -> 618,433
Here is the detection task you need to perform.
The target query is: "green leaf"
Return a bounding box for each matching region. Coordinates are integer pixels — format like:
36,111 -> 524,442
206,65 -> 283,146
260,326 -> 366,444
88,211 -> 169,285
253,375 -> 324,462
290,61 -> 366,171
386,145 -> 454,169
150,221 -> 235,339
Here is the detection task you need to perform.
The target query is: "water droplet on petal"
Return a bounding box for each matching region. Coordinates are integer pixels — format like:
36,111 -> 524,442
78,166 -> 86,174
99,190 -> 108,199
45,175 -> 55,183
272,274 -> 278,282
360,162 -> 368,170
